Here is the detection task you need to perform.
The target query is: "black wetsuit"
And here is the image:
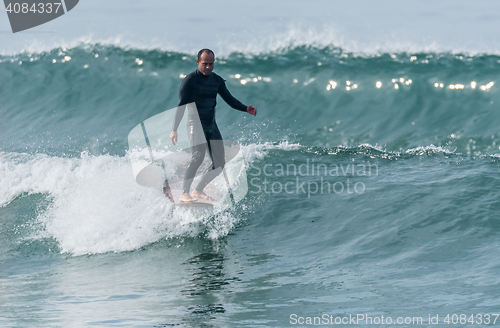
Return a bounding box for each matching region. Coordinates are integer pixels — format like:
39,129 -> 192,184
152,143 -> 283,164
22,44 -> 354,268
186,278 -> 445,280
172,70 -> 247,194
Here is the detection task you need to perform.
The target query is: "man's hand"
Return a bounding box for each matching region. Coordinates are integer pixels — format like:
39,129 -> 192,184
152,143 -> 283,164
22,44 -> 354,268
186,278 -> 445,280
247,105 -> 257,116
170,131 -> 178,145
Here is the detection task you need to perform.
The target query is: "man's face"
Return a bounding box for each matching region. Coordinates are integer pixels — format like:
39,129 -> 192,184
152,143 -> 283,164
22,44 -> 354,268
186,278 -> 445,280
197,52 -> 214,76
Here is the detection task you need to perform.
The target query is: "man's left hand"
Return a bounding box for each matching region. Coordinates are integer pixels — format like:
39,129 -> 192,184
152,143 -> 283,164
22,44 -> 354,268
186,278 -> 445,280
247,105 -> 257,116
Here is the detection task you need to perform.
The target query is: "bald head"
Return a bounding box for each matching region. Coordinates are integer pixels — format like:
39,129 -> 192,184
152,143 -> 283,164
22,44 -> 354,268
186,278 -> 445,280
197,48 -> 214,61
197,49 -> 215,76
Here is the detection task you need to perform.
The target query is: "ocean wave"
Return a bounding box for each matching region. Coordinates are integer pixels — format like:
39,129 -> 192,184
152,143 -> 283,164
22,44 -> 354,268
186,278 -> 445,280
2,43 -> 499,158
1,135 -> 498,256
0,151 -> 247,256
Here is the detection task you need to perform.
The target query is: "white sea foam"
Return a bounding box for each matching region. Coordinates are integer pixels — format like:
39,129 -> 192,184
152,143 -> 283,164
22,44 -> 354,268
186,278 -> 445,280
0,151 -> 245,255
404,145 -> 455,156
240,141 -> 302,162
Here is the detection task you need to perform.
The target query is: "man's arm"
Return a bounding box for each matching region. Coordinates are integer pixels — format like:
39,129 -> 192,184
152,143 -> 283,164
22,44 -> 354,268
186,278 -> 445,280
218,80 -> 257,116
170,77 -> 192,145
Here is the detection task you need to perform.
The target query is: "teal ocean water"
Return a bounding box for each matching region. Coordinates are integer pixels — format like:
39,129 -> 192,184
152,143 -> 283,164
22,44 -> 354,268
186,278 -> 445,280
1,45 -> 500,327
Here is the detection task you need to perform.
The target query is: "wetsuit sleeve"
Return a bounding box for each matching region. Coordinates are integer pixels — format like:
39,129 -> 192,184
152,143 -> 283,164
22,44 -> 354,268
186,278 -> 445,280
172,76 -> 192,132
218,80 -> 247,112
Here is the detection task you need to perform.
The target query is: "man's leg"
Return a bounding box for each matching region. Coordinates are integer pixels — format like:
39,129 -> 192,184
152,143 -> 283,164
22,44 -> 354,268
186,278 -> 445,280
193,125 -> 225,199
180,140 -> 207,202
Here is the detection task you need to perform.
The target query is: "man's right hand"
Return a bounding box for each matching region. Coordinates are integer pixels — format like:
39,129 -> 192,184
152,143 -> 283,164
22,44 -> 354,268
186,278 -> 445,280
247,105 -> 257,116
170,131 -> 178,145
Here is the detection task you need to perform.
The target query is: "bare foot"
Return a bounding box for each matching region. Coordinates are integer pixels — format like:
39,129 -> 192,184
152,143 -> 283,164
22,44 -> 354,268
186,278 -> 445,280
179,193 -> 197,203
192,190 -> 214,201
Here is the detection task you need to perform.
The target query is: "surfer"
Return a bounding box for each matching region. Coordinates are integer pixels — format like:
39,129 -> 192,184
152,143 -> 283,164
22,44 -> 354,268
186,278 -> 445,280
169,49 -> 257,203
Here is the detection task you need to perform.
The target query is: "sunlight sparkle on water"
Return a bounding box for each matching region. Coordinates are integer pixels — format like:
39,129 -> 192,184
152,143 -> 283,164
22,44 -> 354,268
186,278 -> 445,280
480,82 -> 494,91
